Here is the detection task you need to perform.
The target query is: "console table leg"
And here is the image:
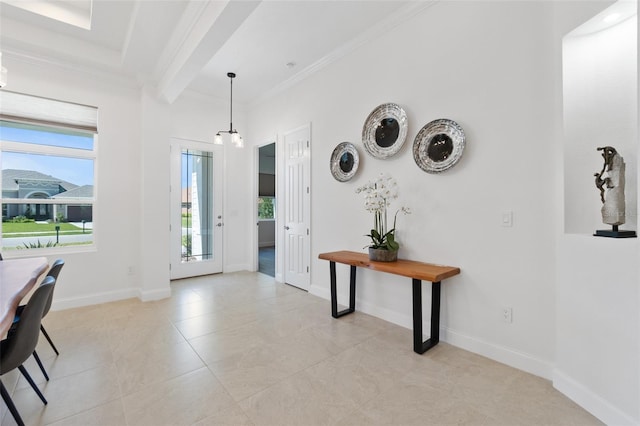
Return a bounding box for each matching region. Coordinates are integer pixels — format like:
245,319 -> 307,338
412,279 -> 441,354
349,265 -> 356,312
330,262 -> 356,318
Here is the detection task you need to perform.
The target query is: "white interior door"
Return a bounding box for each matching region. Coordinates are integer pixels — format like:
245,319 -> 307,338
170,138 -> 223,279
283,125 -> 310,290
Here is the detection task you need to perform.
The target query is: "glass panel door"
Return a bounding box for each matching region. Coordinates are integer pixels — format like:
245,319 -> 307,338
170,139 -> 223,279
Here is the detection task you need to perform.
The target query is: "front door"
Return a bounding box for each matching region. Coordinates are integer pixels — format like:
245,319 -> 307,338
283,125 -> 310,290
170,138 -> 223,279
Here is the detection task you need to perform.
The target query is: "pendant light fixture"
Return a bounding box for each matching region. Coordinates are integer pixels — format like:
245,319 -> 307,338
214,72 -> 243,148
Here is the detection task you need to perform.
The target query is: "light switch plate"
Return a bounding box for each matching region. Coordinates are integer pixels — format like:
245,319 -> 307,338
502,211 -> 513,227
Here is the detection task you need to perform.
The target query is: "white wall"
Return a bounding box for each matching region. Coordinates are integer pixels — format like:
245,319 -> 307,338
248,1 -> 640,423
555,236 -> 639,424
5,1 -> 638,423
139,88 -> 171,300
555,2 -> 640,425
2,56 -> 252,305
249,0 -> 558,376
258,220 -> 275,247
4,55 -> 144,307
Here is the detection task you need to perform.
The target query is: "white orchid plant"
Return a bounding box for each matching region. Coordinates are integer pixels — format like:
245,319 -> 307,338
355,174 -> 411,251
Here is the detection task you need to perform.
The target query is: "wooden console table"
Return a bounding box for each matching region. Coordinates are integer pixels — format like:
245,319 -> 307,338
318,250 -> 460,354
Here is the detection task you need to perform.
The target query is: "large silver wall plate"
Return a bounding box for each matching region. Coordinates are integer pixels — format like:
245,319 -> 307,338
413,119 -> 465,173
362,103 -> 408,159
330,142 -> 359,182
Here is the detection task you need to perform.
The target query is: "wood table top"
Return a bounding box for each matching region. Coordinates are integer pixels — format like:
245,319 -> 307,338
318,250 -> 460,282
0,257 -> 49,338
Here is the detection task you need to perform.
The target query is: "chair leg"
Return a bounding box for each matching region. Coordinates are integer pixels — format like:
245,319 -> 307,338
17,365 -> 47,405
1,380 -> 25,426
40,325 -> 59,356
32,350 -> 49,381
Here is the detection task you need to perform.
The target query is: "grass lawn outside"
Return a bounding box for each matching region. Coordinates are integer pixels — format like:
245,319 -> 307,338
2,222 -> 93,237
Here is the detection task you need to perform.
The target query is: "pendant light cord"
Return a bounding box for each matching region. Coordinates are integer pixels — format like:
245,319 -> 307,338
229,73 -> 234,132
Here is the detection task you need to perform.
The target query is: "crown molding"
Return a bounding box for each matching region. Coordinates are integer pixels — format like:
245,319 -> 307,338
2,48 -> 140,90
250,1 -> 438,108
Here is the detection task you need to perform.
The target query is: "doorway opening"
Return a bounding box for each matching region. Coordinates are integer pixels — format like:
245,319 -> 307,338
258,143 -> 276,277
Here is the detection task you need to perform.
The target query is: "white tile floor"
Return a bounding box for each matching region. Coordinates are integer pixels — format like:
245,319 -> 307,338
1,272 -> 602,426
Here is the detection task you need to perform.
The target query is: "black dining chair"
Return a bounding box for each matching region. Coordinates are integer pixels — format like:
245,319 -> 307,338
0,276 -> 56,426
11,259 -> 65,380
37,259 -> 64,356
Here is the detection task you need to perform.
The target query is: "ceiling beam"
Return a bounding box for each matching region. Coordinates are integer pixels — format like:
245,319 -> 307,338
155,0 -> 261,104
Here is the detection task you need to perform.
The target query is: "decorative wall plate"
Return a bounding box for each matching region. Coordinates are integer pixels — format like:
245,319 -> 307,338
362,103 -> 408,159
413,119 -> 465,173
330,142 -> 359,182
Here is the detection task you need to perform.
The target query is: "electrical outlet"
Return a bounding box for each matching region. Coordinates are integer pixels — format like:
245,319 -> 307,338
127,266 -> 135,276
502,307 -> 513,323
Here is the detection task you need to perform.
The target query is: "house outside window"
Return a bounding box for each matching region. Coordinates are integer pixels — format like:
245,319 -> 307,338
0,91 -> 97,254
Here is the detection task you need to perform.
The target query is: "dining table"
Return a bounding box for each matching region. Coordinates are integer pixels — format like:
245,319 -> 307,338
0,257 -> 49,338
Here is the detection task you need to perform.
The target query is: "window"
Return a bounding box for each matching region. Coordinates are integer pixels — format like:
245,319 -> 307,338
0,91 -> 97,254
258,197 -> 275,220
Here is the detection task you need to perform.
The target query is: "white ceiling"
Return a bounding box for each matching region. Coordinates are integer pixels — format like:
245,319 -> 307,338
0,0 -> 431,104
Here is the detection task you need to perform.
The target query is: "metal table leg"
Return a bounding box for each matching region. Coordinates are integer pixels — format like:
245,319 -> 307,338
412,279 -> 441,354
330,261 -> 356,318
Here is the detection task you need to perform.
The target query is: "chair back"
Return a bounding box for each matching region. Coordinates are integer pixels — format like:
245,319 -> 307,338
0,276 -> 56,375
42,259 -> 64,318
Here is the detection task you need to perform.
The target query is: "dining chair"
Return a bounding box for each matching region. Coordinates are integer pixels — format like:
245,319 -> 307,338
11,259 -> 65,380
38,259 -> 64,355
0,276 -> 56,426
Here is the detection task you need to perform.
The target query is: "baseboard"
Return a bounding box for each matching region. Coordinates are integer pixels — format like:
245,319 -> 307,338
442,327 -> 553,379
309,282 -> 552,380
224,263 -> 251,273
309,283 -> 330,299
553,369 -> 639,426
310,284 -> 419,329
356,297 -> 415,329
138,286 -> 171,302
51,288 -> 139,311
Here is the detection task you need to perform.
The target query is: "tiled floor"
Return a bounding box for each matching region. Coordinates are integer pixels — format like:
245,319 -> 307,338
1,272 -> 602,426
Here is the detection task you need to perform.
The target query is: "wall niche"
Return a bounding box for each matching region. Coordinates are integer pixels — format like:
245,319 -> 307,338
563,1 -> 637,235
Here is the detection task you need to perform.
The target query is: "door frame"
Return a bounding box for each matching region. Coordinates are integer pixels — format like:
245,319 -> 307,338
169,137 -> 224,279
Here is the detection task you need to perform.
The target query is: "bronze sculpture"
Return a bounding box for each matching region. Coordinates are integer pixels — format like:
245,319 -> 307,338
593,146 -> 636,238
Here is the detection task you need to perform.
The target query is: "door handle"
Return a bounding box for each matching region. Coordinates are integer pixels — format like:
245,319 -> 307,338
284,226 -> 290,230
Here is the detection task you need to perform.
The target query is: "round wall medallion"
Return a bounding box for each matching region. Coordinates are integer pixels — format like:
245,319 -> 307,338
413,119 -> 465,173
362,103 -> 408,159
330,142 -> 360,182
